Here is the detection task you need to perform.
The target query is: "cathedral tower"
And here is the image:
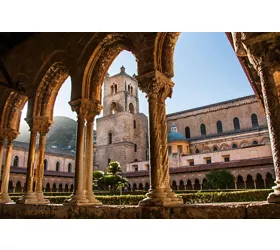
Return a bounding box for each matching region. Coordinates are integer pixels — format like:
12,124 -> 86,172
95,66 -> 148,172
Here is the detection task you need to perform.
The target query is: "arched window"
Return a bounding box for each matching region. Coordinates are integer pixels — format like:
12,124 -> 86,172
111,102 -> 117,115
68,163 -> 72,173
252,140 -> 258,145
195,149 -> 200,154
233,117 -> 240,131
200,124 -> 206,136
232,143 -> 238,149
185,126 -> 190,139
114,84 -> 117,94
129,103 -> 134,114
134,120 -> 136,129
13,155 -> 19,167
108,132 -> 112,144
44,159 -> 48,171
128,85 -> 130,93
111,85 -> 114,95
213,146 -> 218,151
216,120 -> 223,134
131,86 -> 133,95
251,113 -> 259,128
134,144 -> 137,152
56,161 -> 60,172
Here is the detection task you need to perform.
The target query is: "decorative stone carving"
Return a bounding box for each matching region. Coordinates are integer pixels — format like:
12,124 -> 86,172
136,71 -> 183,206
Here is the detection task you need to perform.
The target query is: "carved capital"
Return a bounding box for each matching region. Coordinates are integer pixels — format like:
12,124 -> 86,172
25,116 -> 53,134
136,70 -> 174,101
70,98 -> 103,121
1,128 -> 18,142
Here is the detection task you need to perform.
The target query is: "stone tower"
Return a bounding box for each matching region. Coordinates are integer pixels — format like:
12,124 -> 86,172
95,66 -> 149,172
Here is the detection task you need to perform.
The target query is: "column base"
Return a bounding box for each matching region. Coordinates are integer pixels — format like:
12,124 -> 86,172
139,188 -> 184,206
85,190 -> 102,205
63,191 -> 89,206
0,193 -> 15,204
35,192 -> 50,205
16,191 -> 38,204
267,182 -> 280,203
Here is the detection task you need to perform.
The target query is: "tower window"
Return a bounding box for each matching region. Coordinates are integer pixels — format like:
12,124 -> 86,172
108,133 -> 112,144
111,85 -> 114,95
216,120 -> 223,134
129,103 -> 134,114
56,161 -> 60,172
185,126 -> 190,139
131,86 -> 133,95
251,113 -> 259,128
128,85 -> 130,93
44,159 -> 48,171
200,124 -> 206,136
111,102 -> 117,114
134,120 -> 136,129
13,155 -> 19,167
233,117 -> 240,131
114,84 -> 117,94
134,144 -> 137,152
68,163 -> 72,173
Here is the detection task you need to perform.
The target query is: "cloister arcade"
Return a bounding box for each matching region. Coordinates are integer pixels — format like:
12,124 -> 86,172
0,32 -> 280,206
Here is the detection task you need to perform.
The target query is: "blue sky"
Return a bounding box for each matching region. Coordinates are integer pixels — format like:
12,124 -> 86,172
21,32 -> 253,125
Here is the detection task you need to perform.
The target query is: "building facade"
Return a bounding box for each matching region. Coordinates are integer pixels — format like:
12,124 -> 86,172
95,66 -> 149,172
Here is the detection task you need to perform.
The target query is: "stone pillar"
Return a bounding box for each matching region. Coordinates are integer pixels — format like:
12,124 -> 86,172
0,137 -> 14,203
17,120 -> 38,204
231,33 -> 280,202
200,184 -> 203,190
35,126 -> 51,204
234,181 -> 237,190
253,180 -> 257,189
84,102 -> 102,205
0,137 -> 4,182
137,71 -> 183,206
64,99 -> 89,205
21,187 -> 24,193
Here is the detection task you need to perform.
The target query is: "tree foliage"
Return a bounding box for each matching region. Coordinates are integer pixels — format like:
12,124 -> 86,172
205,169 -> 235,189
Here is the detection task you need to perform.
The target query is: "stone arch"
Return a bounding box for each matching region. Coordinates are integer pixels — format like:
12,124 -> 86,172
246,175 -> 254,189
186,180 -> 192,190
58,183 -> 63,192
265,172 -> 275,189
232,142 -> 238,149
65,184 -> 69,192
236,175 -> 245,189
251,139 -> 259,145
260,137 -> 271,145
139,183 -> 143,190
203,146 -> 210,153
15,181 -> 22,193
70,184 -> 74,192
219,143 -> 230,151
34,62 -> 69,120
240,140 -> 250,148
171,180 -> 177,190
179,180 -> 185,190
202,179 -> 207,190
194,179 -> 200,190
45,183 -> 51,192
154,32 -> 180,78
80,33 -> 140,102
52,183 -> 57,192
12,155 -> 20,167
8,180 -> 13,193
132,183 -> 137,191
212,145 -> 218,152
256,173 -> 265,189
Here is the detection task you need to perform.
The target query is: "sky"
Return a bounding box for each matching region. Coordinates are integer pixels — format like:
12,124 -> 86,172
20,32 -> 253,126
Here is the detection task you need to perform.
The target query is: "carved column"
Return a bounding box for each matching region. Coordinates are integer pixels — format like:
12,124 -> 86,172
64,99 -> 89,205
0,130 -> 17,204
231,33 -> 280,202
17,118 -> 38,204
137,71 -> 183,206
34,117 -> 53,204
0,136 -> 4,182
84,101 -> 102,205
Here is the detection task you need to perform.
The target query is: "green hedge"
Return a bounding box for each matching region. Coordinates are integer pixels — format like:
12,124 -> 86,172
9,190 -> 271,205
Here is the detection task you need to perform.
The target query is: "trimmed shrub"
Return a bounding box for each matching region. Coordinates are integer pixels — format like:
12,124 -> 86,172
9,190 -> 271,205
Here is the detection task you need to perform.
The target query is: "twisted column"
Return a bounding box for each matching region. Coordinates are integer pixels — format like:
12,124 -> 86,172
137,70 -> 183,206
64,99 -> 93,205
0,137 -> 4,183
84,102 -> 102,205
0,130 -> 17,204
17,120 -> 38,204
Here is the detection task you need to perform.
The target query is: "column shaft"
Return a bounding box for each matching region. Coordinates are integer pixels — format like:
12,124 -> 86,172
0,140 -> 4,182
0,140 -> 13,203
17,129 -> 38,204
35,131 -> 50,204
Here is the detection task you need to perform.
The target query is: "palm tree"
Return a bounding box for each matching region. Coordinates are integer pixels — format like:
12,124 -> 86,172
107,161 -> 122,175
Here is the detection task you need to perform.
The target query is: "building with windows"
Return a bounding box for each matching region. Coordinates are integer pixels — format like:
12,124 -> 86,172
95,66 -> 149,172
124,95 -> 275,191
1,141 -> 75,193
